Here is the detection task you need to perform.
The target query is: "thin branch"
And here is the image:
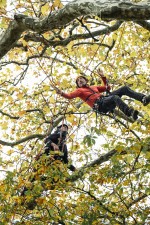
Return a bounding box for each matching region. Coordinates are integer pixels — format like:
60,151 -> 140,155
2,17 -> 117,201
77,17 -> 99,42
0,108 -> 46,121
0,134 -> 44,147
73,41 -> 114,48
127,194 -> 148,209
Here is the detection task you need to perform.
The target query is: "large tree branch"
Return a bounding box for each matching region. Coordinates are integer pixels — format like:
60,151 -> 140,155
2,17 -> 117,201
68,149 -> 118,182
23,21 -> 122,47
68,138 -> 150,182
0,0 -> 150,59
136,20 -> 150,31
0,20 -> 26,60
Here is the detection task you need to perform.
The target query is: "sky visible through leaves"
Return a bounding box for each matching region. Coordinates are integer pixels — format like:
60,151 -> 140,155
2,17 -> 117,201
0,0 -> 150,224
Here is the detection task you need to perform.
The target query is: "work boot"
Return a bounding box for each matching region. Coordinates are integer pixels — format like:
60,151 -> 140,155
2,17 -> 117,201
142,95 -> 150,106
128,108 -> 139,121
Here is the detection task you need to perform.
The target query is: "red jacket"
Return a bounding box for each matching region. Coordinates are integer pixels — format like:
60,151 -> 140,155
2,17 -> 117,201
62,77 -> 110,108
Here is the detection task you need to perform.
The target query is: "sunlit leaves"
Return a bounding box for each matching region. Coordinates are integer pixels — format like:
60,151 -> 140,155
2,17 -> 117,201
0,0 -> 149,224
41,3 -> 50,16
83,134 -> 96,147
0,0 -> 6,7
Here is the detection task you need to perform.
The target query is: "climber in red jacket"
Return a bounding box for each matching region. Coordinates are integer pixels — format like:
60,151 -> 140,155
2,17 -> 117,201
56,69 -> 150,120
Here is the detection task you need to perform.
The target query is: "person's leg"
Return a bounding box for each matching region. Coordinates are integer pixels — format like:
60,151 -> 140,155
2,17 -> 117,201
110,86 -> 145,102
142,95 -> 150,106
98,95 -> 139,120
98,95 -> 128,114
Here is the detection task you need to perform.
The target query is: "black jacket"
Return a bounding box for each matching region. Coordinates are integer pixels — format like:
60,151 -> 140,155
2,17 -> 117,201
44,130 -> 75,171
44,130 -> 68,164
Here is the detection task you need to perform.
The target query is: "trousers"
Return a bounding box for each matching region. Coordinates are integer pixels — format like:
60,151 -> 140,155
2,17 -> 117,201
95,86 -> 144,115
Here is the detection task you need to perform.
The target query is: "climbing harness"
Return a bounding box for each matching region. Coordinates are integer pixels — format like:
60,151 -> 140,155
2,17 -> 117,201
93,95 -> 115,125
89,74 -> 117,125
85,86 -> 99,103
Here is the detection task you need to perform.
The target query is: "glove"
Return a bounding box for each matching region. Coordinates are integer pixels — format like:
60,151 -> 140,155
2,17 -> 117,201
68,164 -> 76,171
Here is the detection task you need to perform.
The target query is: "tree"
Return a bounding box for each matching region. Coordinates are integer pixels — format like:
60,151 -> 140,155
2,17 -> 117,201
0,0 -> 149,224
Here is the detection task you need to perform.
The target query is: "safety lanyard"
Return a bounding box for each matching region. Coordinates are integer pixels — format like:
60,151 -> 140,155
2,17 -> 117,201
85,86 -> 99,103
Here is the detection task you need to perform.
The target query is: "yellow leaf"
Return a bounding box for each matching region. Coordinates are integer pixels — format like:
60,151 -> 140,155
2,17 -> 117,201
66,114 -> 75,123
122,180 -> 130,186
2,122 -> 8,130
12,196 -> 22,205
54,176 -> 59,182
49,96 -> 55,103
7,149 -> 14,155
18,110 -> 26,116
7,95 -> 13,102
116,145 -> 124,153
145,152 -> 150,160
43,85 -> 50,91
15,65 -> 21,71
17,92 -> 24,99
0,17 -> 9,28
37,127 -> 43,133
67,43 -> 73,53
130,51 -> 137,57
0,0 -> 6,7
41,3 -> 50,15
37,45 -> 43,52
36,197 -> 46,205
22,39 -> 28,47
53,0 -> 63,9
18,145 -> 24,151
43,32 -> 50,39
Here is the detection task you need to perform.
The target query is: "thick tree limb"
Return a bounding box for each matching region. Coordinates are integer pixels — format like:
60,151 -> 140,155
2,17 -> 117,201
23,21 -> 122,47
0,0 -> 150,59
68,138 -> 150,182
68,149 -> 117,182
136,20 -> 150,31
0,20 -> 26,60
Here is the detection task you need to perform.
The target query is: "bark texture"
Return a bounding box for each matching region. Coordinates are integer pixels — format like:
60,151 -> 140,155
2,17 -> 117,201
0,0 -> 150,59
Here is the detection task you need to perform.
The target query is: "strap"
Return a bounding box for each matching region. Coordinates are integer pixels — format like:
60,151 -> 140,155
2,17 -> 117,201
85,86 -> 99,102
85,85 -> 110,103
85,93 -> 96,102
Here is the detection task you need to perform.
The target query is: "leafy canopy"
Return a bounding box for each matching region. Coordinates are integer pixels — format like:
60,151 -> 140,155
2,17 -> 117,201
0,0 -> 149,224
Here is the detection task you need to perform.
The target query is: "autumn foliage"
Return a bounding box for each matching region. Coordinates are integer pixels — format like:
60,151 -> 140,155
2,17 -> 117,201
0,0 -> 149,224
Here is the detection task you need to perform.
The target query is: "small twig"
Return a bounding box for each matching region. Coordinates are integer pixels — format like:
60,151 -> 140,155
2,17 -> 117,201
77,17 -> 99,42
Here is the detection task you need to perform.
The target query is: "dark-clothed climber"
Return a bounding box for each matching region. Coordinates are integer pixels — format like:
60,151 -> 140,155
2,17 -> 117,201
21,124 -> 75,199
56,69 -> 150,121
36,124 -> 76,171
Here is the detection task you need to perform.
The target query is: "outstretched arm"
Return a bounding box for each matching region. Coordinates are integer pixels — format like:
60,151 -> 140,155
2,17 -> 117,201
97,69 -> 110,91
56,87 -> 80,99
97,69 -> 107,85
